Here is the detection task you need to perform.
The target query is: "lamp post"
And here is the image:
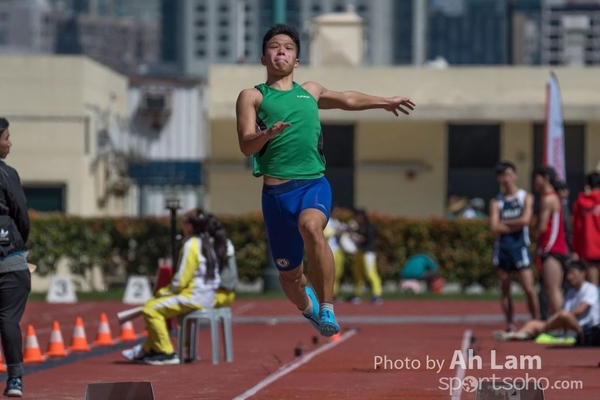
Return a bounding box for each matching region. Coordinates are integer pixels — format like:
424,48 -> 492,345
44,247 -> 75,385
165,195 -> 181,273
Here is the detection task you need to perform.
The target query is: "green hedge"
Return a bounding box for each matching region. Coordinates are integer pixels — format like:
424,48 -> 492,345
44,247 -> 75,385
26,212 -> 508,291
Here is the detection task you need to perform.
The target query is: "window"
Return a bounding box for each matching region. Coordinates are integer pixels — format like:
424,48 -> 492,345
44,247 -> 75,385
447,124 -> 501,208
322,125 -> 355,208
448,125 -> 500,169
24,186 -> 66,213
219,48 -> 229,57
311,4 -> 321,13
196,48 -> 206,57
195,19 -> 206,27
219,34 -> 229,42
219,19 -> 229,27
219,4 -> 229,12
196,34 -> 206,42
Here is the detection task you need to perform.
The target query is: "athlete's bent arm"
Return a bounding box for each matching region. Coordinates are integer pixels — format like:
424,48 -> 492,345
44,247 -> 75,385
235,89 -> 290,156
302,81 -> 415,116
569,301 -> 591,319
502,193 -> 534,230
489,199 -> 511,235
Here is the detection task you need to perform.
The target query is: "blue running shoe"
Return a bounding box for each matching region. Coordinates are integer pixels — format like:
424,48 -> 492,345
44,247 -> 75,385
319,308 -> 340,337
303,287 -> 321,332
4,377 -> 23,397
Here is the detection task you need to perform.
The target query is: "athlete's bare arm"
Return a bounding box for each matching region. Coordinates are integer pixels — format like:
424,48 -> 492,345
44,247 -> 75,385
569,300 -> 591,318
301,81 -> 415,116
235,88 -> 291,156
489,199 -> 511,235
537,195 -> 559,236
502,193 -> 534,230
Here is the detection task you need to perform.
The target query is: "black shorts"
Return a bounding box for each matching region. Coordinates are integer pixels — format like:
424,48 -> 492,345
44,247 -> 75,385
575,326 -> 600,347
493,245 -> 530,272
541,252 -> 568,268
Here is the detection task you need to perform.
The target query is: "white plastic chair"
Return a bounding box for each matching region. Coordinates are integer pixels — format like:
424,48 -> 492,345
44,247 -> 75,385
177,307 -> 233,365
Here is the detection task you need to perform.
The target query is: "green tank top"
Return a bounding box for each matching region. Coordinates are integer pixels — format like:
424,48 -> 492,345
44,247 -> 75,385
253,82 -> 325,180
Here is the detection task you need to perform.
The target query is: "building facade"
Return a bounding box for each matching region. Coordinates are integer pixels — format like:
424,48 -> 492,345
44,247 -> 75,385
0,0 -> 56,55
127,76 -> 208,217
0,0 -> 160,75
160,0 -> 395,78
0,54 -> 132,216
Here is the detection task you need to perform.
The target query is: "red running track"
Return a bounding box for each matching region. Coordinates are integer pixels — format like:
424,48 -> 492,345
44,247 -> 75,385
12,299 -> 600,399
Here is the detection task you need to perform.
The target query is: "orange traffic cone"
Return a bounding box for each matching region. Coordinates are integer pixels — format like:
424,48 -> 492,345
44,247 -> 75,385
93,313 -> 114,346
23,325 -> 45,364
69,317 -> 90,352
0,347 -> 6,372
45,321 -> 68,357
118,321 -> 137,342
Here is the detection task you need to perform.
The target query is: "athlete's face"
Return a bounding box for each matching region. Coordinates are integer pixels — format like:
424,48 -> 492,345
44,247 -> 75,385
532,174 -> 545,192
496,168 -> 517,188
181,215 -> 194,237
261,34 -> 299,74
565,266 -> 585,287
0,129 -> 11,159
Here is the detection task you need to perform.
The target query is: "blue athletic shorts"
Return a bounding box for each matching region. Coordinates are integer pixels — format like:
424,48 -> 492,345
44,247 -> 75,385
262,176 -> 332,272
493,245 -> 531,272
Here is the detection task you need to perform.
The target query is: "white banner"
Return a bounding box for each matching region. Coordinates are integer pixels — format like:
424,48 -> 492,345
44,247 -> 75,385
544,72 -> 567,182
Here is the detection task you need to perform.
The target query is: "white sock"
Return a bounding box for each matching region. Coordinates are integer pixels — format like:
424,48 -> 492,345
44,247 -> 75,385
302,295 -> 313,316
320,303 -> 334,313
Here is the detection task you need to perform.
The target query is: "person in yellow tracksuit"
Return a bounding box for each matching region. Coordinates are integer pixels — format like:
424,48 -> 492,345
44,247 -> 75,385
350,208 -> 383,305
323,206 -> 346,300
122,209 -> 227,365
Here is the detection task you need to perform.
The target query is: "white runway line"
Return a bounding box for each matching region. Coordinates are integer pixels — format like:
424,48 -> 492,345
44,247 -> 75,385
233,302 -> 257,316
451,329 -> 473,400
233,329 -> 358,400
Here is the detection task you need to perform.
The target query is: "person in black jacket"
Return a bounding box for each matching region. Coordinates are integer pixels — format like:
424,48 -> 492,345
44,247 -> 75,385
0,118 -> 31,398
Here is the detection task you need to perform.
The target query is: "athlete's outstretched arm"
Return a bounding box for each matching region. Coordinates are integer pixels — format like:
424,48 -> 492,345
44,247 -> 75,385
302,81 -> 415,116
235,89 -> 290,156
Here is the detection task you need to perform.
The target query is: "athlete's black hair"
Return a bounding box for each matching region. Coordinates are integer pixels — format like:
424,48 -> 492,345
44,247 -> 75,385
0,118 -> 8,135
494,161 -> 516,175
587,172 -> 600,189
262,24 -> 301,57
206,213 -> 229,274
565,260 -> 586,272
533,166 -> 559,191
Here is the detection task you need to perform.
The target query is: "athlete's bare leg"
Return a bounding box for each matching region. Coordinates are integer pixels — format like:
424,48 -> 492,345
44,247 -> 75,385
498,269 -> 514,330
278,264 -> 308,310
298,209 -> 334,304
542,257 -> 564,314
518,268 -> 541,320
